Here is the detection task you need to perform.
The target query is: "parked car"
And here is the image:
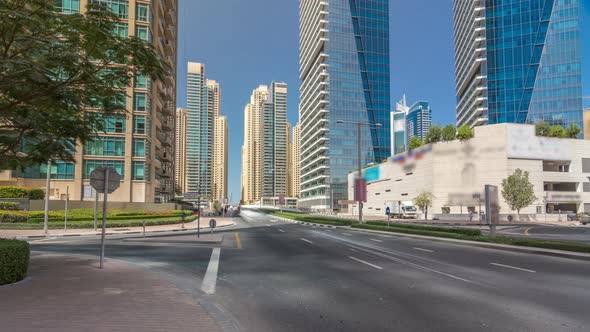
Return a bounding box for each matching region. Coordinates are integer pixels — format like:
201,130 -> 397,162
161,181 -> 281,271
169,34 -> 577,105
567,212 -> 579,221
581,214 -> 590,225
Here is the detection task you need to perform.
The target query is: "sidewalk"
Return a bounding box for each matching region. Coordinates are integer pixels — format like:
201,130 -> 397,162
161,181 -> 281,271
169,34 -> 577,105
333,213 -> 578,226
0,217 -> 236,239
0,252 -> 221,332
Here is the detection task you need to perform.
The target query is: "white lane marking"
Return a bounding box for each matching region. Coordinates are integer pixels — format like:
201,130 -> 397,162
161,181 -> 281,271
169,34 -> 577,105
343,233 -> 353,236
349,248 -> 360,253
349,256 -> 383,270
300,238 -> 313,244
270,219 -> 278,223
413,247 -> 434,253
490,263 -> 536,273
30,237 -> 58,243
370,238 -> 383,243
325,230 -> 332,232
278,229 -> 285,233
201,248 -> 221,294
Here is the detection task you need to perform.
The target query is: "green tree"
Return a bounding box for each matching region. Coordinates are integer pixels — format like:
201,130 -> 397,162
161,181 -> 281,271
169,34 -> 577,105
548,125 -> 565,138
414,192 -> 435,220
565,124 -> 581,139
408,136 -> 424,150
456,125 -> 474,141
424,124 -> 442,143
535,122 -> 551,137
501,169 -> 537,216
442,124 -> 456,141
0,0 -> 167,170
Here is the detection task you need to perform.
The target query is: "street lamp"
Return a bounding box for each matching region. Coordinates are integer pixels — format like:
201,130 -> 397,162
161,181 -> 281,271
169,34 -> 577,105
335,120 -> 383,223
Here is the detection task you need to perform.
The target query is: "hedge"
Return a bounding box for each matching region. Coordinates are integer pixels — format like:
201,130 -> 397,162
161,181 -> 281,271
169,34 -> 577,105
0,202 -> 19,211
365,221 -> 482,237
0,186 -> 45,200
268,211 -> 355,226
0,239 -> 30,285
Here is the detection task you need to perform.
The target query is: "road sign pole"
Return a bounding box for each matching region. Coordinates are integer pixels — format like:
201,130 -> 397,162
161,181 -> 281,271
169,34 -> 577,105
44,159 -> 51,235
94,190 -> 99,231
197,193 -> 201,238
99,168 -> 109,269
64,185 -> 69,232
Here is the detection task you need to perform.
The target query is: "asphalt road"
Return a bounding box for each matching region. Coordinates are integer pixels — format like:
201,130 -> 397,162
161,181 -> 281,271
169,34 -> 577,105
31,209 -> 590,331
493,225 -> 590,243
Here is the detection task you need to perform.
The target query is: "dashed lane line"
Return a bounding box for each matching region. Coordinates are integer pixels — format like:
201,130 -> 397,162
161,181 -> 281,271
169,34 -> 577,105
370,238 -> 383,243
349,256 -> 383,270
413,247 -> 434,253
490,263 -> 536,273
300,238 -> 313,244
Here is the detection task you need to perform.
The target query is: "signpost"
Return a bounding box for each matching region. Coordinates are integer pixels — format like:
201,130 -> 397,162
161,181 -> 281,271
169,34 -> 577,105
90,166 -> 121,269
209,219 -> 216,234
385,206 -> 391,227
64,185 -> 69,232
485,185 -> 500,237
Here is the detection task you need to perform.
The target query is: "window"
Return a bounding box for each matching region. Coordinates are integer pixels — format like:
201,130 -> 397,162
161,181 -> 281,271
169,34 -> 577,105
55,0 -> 80,14
133,138 -> 145,157
135,74 -> 149,89
134,93 -> 150,112
21,161 -> 75,179
113,23 -> 128,38
583,158 -> 590,173
584,183 -> 590,193
91,0 -> 129,19
83,160 -> 125,179
136,3 -> 150,22
104,115 -> 126,133
84,136 -> 125,156
133,116 -> 146,134
136,26 -> 151,42
132,161 -> 149,180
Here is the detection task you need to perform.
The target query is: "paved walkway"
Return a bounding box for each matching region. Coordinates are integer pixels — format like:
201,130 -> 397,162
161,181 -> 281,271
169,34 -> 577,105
0,217 -> 235,239
0,252 -> 221,332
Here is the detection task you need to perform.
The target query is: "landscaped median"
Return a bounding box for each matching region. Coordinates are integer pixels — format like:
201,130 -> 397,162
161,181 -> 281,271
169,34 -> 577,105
265,210 -> 355,226
353,222 -> 590,254
0,209 -> 197,230
0,239 -> 30,285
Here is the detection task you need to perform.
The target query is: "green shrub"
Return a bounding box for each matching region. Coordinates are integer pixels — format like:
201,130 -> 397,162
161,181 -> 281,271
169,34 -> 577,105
0,187 -> 29,199
0,212 -> 28,223
0,202 -> 19,211
365,221 -> 482,236
269,211 -> 354,226
0,239 -> 30,285
27,189 -> 45,200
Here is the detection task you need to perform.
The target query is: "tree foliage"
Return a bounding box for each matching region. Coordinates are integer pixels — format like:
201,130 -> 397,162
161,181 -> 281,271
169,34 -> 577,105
501,169 -> 537,215
535,122 -> 551,136
408,136 -> 424,150
0,0 -> 167,170
414,192 -> 435,220
456,125 -> 474,141
548,125 -> 565,138
442,124 -> 456,141
424,124 -> 442,143
565,124 -> 581,138
536,122 -> 581,139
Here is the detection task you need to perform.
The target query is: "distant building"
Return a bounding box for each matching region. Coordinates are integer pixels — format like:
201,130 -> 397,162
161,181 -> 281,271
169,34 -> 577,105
213,116 -> 228,203
175,108 -> 188,194
291,123 -> 301,198
241,83 -> 289,204
454,0 -> 583,130
349,123 -> 590,219
390,96 -> 432,155
584,108 -> 590,140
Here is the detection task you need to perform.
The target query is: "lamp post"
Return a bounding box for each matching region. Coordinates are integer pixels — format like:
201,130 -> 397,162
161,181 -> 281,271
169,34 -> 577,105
336,120 -> 382,223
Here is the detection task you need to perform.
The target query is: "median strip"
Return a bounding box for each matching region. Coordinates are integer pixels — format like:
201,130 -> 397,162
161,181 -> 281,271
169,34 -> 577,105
490,263 -> 536,273
349,256 -> 383,270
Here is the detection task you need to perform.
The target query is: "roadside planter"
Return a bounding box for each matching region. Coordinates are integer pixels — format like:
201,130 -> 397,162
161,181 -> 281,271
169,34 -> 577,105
0,239 -> 30,285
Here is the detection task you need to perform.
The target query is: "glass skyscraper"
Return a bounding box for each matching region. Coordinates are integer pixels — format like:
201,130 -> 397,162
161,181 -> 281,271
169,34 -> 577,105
299,0 -> 390,210
454,0 -> 583,130
391,96 -> 432,155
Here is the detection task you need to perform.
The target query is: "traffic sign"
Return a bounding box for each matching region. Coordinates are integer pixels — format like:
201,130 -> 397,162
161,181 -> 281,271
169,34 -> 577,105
90,166 -> 121,194
385,207 -> 391,215
209,219 -> 217,229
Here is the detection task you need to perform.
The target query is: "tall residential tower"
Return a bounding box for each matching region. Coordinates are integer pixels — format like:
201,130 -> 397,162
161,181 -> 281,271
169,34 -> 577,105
299,0 -> 391,210
454,0 -> 583,130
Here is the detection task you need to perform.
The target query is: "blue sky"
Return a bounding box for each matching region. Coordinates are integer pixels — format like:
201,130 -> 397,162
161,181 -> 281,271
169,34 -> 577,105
177,0 -> 590,204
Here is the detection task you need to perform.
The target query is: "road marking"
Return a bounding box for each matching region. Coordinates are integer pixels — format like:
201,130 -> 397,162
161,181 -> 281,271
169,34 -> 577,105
490,263 -> 536,273
325,229 -> 332,232
234,233 -> 242,249
300,238 -> 313,244
271,219 -> 278,223
413,247 -> 434,253
278,229 -> 285,233
349,256 -> 383,270
30,237 -> 57,243
201,248 -> 221,294
524,227 -> 532,236
370,238 -> 383,243
349,248 -> 360,253
343,233 -> 353,236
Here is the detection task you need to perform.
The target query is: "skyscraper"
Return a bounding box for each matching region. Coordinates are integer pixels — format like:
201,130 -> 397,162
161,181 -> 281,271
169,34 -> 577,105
186,62 -> 212,198
1,0 -> 178,203
291,123 -> 301,198
213,115 -> 228,203
454,0 -> 583,130
390,96 -> 432,155
241,83 -> 289,204
175,108 -> 188,194
299,0 -> 390,210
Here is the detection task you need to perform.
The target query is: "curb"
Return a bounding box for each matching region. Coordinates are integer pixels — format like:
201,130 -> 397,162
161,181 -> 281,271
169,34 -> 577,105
11,222 -> 236,240
274,216 -> 343,229
347,227 -> 590,262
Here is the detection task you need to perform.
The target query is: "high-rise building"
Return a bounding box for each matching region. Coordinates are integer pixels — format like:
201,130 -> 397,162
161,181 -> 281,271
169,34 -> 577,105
185,62 -> 213,198
0,0 -> 178,203
298,0 -> 391,210
454,0 -> 583,131
390,96 -> 432,155
175,108 -> 188,194
240,83 -> 289,204
286,123 -> 293,197
584,108 -> 590,140
291,123 -> 301,198
213,116 -> 228,202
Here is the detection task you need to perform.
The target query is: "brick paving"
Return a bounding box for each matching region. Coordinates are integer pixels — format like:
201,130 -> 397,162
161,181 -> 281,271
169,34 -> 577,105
0,252 -> 221,332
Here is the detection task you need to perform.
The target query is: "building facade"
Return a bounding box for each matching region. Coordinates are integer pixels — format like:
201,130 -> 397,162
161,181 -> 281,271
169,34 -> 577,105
299,0 -> 391,210
291,123 -> 301,198
584,108 -> 589,140
454,0 -> 583,130
175,108 -> 188,194
0,0 -> 178,203
240,83 -> 289,204
212,115 -> 228,203
349,123 -> 590,219
390,96 -> 432,155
